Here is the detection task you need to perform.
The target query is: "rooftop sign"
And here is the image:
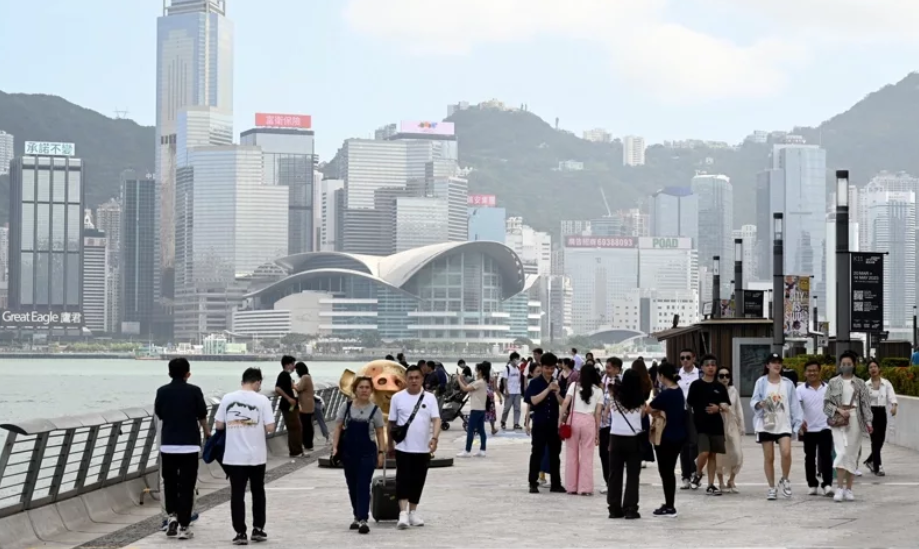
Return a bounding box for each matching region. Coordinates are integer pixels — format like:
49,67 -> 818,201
24,141 -> 75,157
399,120 -> 455,136
565,236 -> 636,248
255,113 -> 312,129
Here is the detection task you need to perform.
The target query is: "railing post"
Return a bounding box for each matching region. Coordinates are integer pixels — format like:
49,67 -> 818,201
137,417 -> 158,476
48,428 -> 76,501
21,433 -> 50,509
75,425 -> 100,493
118,418 -> 143,479
98,422 -> 122,486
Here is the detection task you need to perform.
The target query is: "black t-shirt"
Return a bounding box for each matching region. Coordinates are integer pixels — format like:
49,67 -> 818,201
276,370 -> 294,412
781,368 -> 799,386
423,372 -> 440,393
686,378 -> 731,436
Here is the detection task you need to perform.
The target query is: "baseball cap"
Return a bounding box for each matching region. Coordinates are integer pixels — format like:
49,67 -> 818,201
767,353 -> 783,363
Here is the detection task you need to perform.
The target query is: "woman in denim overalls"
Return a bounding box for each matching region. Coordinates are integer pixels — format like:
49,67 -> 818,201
331,376 -> 386,534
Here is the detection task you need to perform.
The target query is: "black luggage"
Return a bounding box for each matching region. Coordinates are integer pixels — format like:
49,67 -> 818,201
371,456 -> 399,522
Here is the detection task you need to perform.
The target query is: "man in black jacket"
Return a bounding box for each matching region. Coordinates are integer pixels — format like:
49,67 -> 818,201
155,358 -> 210,539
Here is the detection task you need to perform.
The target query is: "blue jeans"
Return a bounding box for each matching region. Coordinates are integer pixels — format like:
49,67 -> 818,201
343,450 -> 376,521
465,410 -> 487,452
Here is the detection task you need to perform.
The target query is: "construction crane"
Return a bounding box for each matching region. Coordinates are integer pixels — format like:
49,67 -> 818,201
599,187 -> 613,217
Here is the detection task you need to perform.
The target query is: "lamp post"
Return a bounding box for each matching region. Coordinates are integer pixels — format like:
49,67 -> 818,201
713,256 -> 721,319
835,171 -> 852,359
734,238 -> 743,318
772,213 -> 784,355
913,305 -> 917,348
813,294 -> 819,353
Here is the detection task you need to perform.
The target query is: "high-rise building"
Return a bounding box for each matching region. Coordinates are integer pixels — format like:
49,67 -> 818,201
864,189 -> 916,331
583,128 -> 612,143
156,0 -> 233,309
393,197 -> 449,252
319,179 -> 344,251
240,118 -> 316,255
469,206 -> 507,243
622,135 -> 646,166
83,227 -> 107,333
593,209 -> 649,238
120,172 -> 157,337
506,217 -> 552,275
692,174 -> 733,294
650,187 -> 699,242
732,225 -> 757,289
0,224 -> 9,282
421,160 -> 468,241
560,219 -> 591,237
96,198 -> 122,333
0,131 -> 14,175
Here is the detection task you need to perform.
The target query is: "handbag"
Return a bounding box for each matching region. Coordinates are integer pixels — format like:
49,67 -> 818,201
391,393 -> 425,443
559,388 -> 576,440
828,388 -> 858,428
329,402 -> 352,466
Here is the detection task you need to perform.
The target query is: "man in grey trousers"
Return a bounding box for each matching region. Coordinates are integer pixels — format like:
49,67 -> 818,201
500,352 -> 524,430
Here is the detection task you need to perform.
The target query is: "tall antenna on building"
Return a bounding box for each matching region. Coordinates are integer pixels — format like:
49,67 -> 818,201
114,109 -> 129,120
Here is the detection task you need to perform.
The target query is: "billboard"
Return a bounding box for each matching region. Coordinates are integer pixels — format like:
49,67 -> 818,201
1,310 -> 84,327
851,252 -> 884,333
783,275 -> 810,338
467,194 -> 496,207
740,289 -> 765,318
255,113 -> 312,129
638,237 -> 692,250
565,236 -> 636,248
24,141 -> 75,157
398,120 -> 455,136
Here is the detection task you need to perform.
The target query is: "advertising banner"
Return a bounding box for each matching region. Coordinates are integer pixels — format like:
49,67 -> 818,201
741,290 -> 765,318
255,113 -> 312,129
24,141 -> 75,157
851,252 -> 884,333
467,194 -> 496,207
783,275 -> 810,338
564,236 -> 636,248
637,237 -> 692,249
399,120 -> 455,136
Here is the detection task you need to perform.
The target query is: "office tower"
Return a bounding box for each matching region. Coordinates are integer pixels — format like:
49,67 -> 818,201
156,0 -> 233,308
622,135 -> 646,166
692,174 -> 733,293
421,159 -> 468,241
560,219 -> 591,237
611,289 -> 700,333
583,128 -> 612,143
375,123 -> 397,141
240,114 -> 316,254
83,227 -> 107,333
96,198 -> 122,332
638,238 -> 698,292
8,148 -> 84,327
469,205 -> 507,243
732,224 -> 757,289
120,172 -> 157,337
593,209 -> 649,238
506,217 -> 552,275
0,224 -> 8,282
393,197 -> 449,252
319,179 -> 344,251
0,131 -> 13,175
340,139 -> 411,211
650,187 -> 699,242
864,189 -> 916,330
859,172 -> 918,250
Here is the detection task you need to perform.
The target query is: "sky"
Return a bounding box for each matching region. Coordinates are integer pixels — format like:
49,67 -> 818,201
1,0 -> 918,160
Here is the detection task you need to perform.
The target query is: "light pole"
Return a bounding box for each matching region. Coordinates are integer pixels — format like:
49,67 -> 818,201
734,238 -> 743,318
835,170 -> 852,359
913,305 -> 917,348
772,213 -> 784,355
713,256 -> 721,319
813,294 -> 819,353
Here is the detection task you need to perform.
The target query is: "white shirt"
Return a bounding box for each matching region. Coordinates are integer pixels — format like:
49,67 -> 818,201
500,362 -> 523,395
796,382 -> 829,432
609,403 -> 643,436
214,390 -> 275,466
573,354 -> 585,371
866,378 -> 898,408
388,390 -> 440,454
762,380 -> 792,434
566,384 -> 603,414
677,366 -> 700,400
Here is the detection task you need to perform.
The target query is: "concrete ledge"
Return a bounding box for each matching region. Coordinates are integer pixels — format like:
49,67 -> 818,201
55,498 -> 117,534
0,511 -> 43,549
26,505 -> 99,546
889,395 -> 919,452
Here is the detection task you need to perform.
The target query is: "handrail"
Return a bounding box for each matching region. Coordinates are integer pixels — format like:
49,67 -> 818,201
0,382 -> 345,519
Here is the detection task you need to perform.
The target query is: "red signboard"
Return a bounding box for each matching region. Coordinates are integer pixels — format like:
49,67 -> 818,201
467,194 -> 497,207
255,113 -> 312,129
565,236 -> 636,248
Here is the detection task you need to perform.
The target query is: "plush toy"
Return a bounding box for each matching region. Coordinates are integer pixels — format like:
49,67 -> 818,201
339,359 -> 407,418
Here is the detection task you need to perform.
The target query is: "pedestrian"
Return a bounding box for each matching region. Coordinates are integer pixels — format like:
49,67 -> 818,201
864,358 -> 898,476
422,361 -> 440,393
215,368 -> 275,545
796,360 -> 834,496
559,358 -> 579,396
331,376 -> 386,534
155,357 -> 210,539
294,362 -> 315,453
500,351 -> 524,430
314,395 -> 330,443
686,354 -> 731,495
608,369 -> 647,519
715,367 -> 744,494
825,351 -> 873,502
457,361 -> 491,457
630,359 -> 655,468
523,360 -> 551,486
485,372 -> 498,435
525,352 -> 565,494
675,349 -> 700,489
388,365 -> 441,529
571,348 -> 585,371
561,363 -> 603,495
649,362 -> 686,518
274,355 -> 302,457
599,357 -> 623,494
751,353 -> 803,500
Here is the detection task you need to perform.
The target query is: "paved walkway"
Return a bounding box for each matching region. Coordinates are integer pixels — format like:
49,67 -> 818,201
122,427 -> 919,548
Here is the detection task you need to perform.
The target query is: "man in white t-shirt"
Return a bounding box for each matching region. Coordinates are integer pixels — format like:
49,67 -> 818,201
676,349 -> 700,489
500,352 -> 524,430
388,366 -> 441,530
571,348 -> 585,372
215,368 -> 276,545
796,360 -> 834,497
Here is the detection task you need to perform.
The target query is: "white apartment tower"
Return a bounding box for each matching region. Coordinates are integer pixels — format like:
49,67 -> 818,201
622,136 -> 646,166
506,217 -> 552,275
0,131 -> 13,175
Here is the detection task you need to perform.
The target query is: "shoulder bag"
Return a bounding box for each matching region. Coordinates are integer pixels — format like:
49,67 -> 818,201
391,393 -> 425,443
613,399 -> 642,435
330,402 -> 352,466
827,384 -> 857,428
559,391 -> 575,440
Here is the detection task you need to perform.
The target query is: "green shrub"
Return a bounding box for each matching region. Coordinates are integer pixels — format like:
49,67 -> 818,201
783,354 -> 919,397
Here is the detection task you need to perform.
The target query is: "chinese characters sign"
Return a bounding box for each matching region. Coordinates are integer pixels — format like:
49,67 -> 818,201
851,252 -> 884,333
255,113 -> 312,129
24,141 -> 75,157
399,120 -> 455,136
1,310 -> 84,327
565,236 -> 636,248
783,275 -> 810,338
467,194 -> 496,207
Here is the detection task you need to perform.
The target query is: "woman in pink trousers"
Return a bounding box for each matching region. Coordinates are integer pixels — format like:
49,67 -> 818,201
561,365 -> 604,495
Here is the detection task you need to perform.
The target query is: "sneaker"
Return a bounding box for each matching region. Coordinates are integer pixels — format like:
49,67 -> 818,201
609,509 -> 625,519
877,465 -> 886,477
855,468 -> 863,477
166,516 -> 178,537
727,483 -> 739,494
251,528 -> 268,542
408,511 -> 424,527
549,485 -> 567,493
350,518 -> 360,530
653,506 -> 678,518
358,521 -> 370,534
190,512 -> 199,523
680,478 -> 692,490
177,526 -> 193,540
844,489 -> 855,502
779,477 -> 792,498
474,450 -> 487,458
807,486 -> 819,496
833,488 -> 845,503
529,484 -> 539,494
706,485 -> 722,496
233,532 -> 249,545
513,424 -> 523,430
397,511 -> 410,530
823,486 -> 835,497
599,487 -> 608,495
456,450 -> 472,458
863,459 -> 875,474
690,473 -> 702,490
767,488 -> 777,500
500,423 -> 507,430
624,510 -> 641,520
538,475 -> 548,486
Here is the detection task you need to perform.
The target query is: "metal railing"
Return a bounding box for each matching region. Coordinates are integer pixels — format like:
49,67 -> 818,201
0,383 -> 346,519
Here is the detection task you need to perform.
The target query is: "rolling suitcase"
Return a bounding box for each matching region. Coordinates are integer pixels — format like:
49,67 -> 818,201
371,456 -> 400,522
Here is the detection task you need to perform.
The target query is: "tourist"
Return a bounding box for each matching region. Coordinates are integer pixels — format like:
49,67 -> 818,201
715,367 -> 744,494
331,376 -> 385,534
294,362 -> 315,453
826,351 -> 873,502
485,368 -> 499,435
155,357 -> 209,539
396,352 -> 409,368
435,361 -> 449,395
523,360 -> 551,486
525,352 -> 565,494
571,348 -> 585,371
314,394 -> 330,443
751,353 -> 803,500
676,349 -> 700,490
560,363 -> 603,495
457,361 -> 491,457
274,355 -> 302,457
864,358 -> 897,476
559,358 -> 579,396
389,365 -> 441,529
599,357 -> 623,494
648,362 -> 686,518
686,354 -> 730,495
608,369 -> 647,519
630,359 -> 655,468
215,368 -> 275,545
796,360 -> 834,496
422,361 -> 440,393
500,351 -> 524,430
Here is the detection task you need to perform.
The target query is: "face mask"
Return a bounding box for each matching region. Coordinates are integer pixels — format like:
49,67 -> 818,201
839,364 -> 855,375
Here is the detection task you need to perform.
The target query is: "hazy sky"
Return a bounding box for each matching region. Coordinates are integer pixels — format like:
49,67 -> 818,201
1,0 -> 917,159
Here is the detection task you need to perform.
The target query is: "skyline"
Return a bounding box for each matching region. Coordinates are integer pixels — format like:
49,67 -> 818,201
0,1 -> 917,159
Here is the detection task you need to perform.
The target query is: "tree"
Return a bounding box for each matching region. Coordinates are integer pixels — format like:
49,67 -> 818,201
566,335 -> 598,351
513,337 -> 534,347
280,333 -> 310,349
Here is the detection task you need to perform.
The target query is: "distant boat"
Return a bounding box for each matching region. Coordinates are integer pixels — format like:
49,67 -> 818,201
134,345 -> 160,360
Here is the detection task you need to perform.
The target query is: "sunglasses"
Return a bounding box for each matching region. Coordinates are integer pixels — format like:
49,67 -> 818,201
680,355 -> 692,361
718,374 -> 731,379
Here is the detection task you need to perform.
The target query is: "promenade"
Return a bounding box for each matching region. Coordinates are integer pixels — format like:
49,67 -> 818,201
116,430 -> 917,549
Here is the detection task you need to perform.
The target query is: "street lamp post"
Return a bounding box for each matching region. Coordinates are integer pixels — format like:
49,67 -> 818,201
734,238 -> 743,318
913,305 -> 917,348
813,294 -> 819,353
713,256 -> 721,319
835,171 -> 852,359
772,213 -> 784,355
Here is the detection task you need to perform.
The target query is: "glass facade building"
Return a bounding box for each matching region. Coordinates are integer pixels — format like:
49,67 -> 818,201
649,186 -> 698,242
691,174 -> 733,294
121,172 -> 157,337
468,206 -> 507,243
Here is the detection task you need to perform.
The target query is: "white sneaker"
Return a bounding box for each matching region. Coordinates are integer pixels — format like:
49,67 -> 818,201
474,450 -> 486,458
599,487 -> 608,495
680,479 -> 691,490
833,488 -> 845,503
767,488 -> 777,500
779,477 -> 792,498
823,486 -> 835,497
854,468 -> 863,477
456,451 -> 472,458
844,489 -> 855,502
397,511 -> 410,530
807,487 -> 819,496
177,526 -> 194,540
408,511 -> 425,527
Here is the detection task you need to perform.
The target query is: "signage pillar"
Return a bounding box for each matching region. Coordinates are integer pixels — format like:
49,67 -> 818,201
734,238 -> 743,318
772,213 -> 784,355
712,256 -> 721,319
835,171 -> 852,359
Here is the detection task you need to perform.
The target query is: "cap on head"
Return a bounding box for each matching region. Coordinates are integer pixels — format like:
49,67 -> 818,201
767,353 -> 783,364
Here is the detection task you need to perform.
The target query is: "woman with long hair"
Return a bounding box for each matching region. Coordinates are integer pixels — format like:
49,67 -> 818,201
630,359 -> 655,467
457,361 -> 492,458
560,364 -> 603,495
331,376 -> 386,534
649,363 -> 686,517
559,358 -> 580,396
864,358 -> 898,476
824,350 -> 873,502
294,362 -> 316,452
716,367 -> 744,493
608,369 -> 648,519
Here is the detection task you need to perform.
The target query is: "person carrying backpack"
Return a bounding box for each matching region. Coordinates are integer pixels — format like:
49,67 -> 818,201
500,352 -> 524,430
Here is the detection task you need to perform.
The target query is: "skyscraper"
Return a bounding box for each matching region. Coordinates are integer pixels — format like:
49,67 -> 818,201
96,198 -> 122,332
864,189 -> 916,331
83,227 -> 107,333
691,174 -> 733,294
319,179 -> 344,252
0,131 -> 13,176
120,172 -> 157,337
650,187 -> 699,242
622,136 -> 646,166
